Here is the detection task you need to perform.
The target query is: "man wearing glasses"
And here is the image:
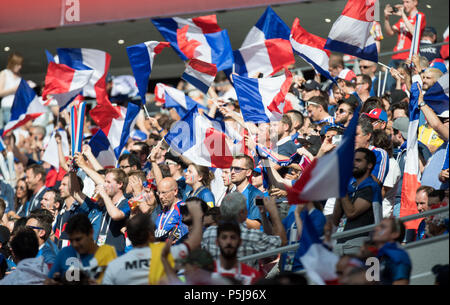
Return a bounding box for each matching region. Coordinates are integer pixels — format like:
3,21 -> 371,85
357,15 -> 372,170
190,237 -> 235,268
230,156 -> 262,230
26,212 -> 59,266
355,74 -> 372,103
118,153 -> 141,174
335,96 -> 358,128
358,60 -> 378,96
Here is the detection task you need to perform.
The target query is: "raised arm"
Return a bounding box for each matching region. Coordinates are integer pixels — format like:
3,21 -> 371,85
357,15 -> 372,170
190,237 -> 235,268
82,144 -> 104,172
73,152 -> 105,186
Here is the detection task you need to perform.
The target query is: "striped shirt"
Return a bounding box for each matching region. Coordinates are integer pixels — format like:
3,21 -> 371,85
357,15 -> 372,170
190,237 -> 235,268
369,145 -> 390,184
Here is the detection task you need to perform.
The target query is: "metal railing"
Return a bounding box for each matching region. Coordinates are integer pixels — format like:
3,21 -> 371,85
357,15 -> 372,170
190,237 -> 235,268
239,205 -> 449,263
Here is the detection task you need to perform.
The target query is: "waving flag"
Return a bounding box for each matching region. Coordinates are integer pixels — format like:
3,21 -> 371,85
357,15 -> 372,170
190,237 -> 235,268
70,102 -> 86,156
42,129 -> 70,170
151,15 -> 233,71
45,49 -> 55,64
0,137 -> 5,152
324,0 -> 378,62
154,83 -> 168,104
88,130 -> 117,168
232,69 -> 293,123
163,85 -> 207,118
296,211 -> 339,285
400,83 -> 422,230
241,6 -> 290,48
57,48 -> 111,105
181,59 -> 217,94
423,72 -> 449,117
42,62 -> 93,111
408,13 -> 424,61
286,103 -> 360,203
233,38 -> 295,78
126,41 -> 171,104
3,79 -> 47,136
290,18 -> 334,82
164,106 -> 233,168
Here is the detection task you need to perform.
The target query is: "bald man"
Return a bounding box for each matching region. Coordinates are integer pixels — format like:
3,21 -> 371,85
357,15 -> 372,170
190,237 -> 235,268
154,178 -> 188,241
422,68 -> 443,91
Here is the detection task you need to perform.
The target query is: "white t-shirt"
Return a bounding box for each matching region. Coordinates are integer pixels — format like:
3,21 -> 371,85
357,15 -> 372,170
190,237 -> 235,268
0,69 -> 21,108
382,158 -> 401,218
102,243 -> 189,285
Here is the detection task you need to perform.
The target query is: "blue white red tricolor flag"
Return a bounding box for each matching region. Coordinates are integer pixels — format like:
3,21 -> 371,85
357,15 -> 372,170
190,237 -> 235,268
152,15 -> 233,71
233,38 -> 295,78
290,18 -> 335,82
181,59 -> 217,94
232,69 -> 293,123
126,41 -> 171,104
423,72 -> 449,117
70,101 -> 86,156
2,79 -> 47,137
408,13 -> 424,61
88,130 -> 117,168
162,85 -> 207,118
400,82 -> 422,230
286,101 -> 360,203
296,211 -> 339,285
42,62 -> 93,111
164,106 -> 234,168
57,48 -> 111,105
324,0 -> 378,62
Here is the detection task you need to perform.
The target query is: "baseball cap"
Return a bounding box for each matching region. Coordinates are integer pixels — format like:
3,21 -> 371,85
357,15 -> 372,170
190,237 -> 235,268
301,79 -> 321,91
423,26 -> 437,35
430,59 -> 448,74
337,68 -> 356,81
364,108 -> 388,122
393,117 -> 410,140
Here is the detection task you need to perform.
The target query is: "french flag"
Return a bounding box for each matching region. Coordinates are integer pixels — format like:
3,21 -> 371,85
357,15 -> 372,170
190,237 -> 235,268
164,106 -> 234,169
233,38 -> 295,78
163,85 -> 207,118
154,83 -> 167,104
70,102 -> 87,156
408,13 -> 424,61
181,58 -> 217,94
126,41 -> 171,104
324,0 -> 378,62
57,48 -> 111,105
296,211 -> 339,285
88,130 -> 117,168
241,6 -> 291,48
440,26 -> 449,59
290,18 -> 334,82
42,129 -> 70,171
0,137 -> 5,151
286,102 -> 360,203
2,79 -> 47,137
400,82 -> 422,230
232,69 -> 293,123
423,72 -> 449,117
152,15 -> 233,71
42,62 -> 93,111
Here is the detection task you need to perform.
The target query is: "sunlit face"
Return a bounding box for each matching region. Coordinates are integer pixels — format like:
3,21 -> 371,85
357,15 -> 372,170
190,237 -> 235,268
104,172 -> 122,197
335,104 -> 353,125
59,176 -> 70,199
157,180 -> 178,209
221,168 -> 232,187
355,126 -> 370,149
41,191 -> 58,212
422,71 -> 439,90
230,159 -> 252,185
184,165 -> 200,186
216,230 -> 241,259
402,0 -> 418,14
416,191 -> 430,213
15,180 -> 28,199
25,169 -> 39,191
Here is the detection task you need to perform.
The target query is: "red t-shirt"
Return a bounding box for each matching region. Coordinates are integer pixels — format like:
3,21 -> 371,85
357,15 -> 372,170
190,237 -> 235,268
392,11 -> 426,60
212,260 -> 262,285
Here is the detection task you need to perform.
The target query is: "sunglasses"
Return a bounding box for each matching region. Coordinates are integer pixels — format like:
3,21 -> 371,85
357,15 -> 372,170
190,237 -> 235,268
15,185 -> 26,190
230,166 -> 249,173
360,65 -> 371,69
27,225 -> 44,230
337,109 -> 348,114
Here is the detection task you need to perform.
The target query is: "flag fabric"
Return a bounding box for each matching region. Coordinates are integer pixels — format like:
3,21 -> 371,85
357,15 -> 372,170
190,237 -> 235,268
240,6 -> 291,48
296,211 -> 339,285
400,82 -> 422,230
0,137 -> 5,151
70,102 -> 86,156
41,129 -> 70,170
440,26 -> 449,59
423,72 -> 449,117
89,100 -> 140,159
164,106 -> 234,168
154,83 -> 167,104
42,62 -> 93,110
233,38 -> 295,78
286,103 -> 360,203
324,0 -> 378,62
151,15 -> 233,71
2,79 -> 47,136
290,18 -> 335,82
408,13 -> 423,61
89,129 -> 118,168
57,48 -> 111,105
163,85 -> 207,118
45,49 -> 55,63
232,69 -> 293,123
126,41 -> 171,104
181,59 -> 217,94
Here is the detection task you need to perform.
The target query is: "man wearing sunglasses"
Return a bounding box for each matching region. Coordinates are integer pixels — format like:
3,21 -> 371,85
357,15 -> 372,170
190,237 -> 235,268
335,96 -> 358,128
230,156 -> 263,230
26,211 -> 58,267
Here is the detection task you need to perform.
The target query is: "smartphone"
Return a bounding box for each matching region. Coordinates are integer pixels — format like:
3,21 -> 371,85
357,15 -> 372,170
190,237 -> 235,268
255,197 -> 264,206
392,6 -> 398,13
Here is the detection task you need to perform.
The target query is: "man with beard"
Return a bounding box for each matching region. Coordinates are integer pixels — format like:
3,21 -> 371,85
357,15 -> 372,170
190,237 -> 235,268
211,220 -> 262,285
332,148 -> 382,255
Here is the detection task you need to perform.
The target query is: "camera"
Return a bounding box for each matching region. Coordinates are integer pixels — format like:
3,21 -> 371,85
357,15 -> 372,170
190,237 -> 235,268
255,197 -> 264,206
391,6 -> 398,13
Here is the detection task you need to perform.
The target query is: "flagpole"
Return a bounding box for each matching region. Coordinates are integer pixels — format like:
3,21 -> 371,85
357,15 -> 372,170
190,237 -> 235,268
378,71 -> 382,97
381,69 -> 389,96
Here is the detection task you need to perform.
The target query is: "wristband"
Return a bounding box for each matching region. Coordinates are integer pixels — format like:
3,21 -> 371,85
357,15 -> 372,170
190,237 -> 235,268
158,128 -> 163,133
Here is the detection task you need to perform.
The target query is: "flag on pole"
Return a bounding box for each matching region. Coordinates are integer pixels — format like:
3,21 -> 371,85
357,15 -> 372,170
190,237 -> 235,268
324,0 -> 378,62
126,41 -> 171,104
232,69 -> 293,123
42,62 -> 93,110
286,103 -> 360,204
41,129 -> 70,170
181,59 -> 217,94
399,82 -> 422,230
408,13 -> 424,61
152,15 -> 233,71
162,85 -> 207,118
290,18 -> 335,82
57,48 -> 111,105
2,79 -> 47,137
423,72 -> 449,117
88,130 -> 117,168
70,102 -> 86,156
164,106 -> 234,168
